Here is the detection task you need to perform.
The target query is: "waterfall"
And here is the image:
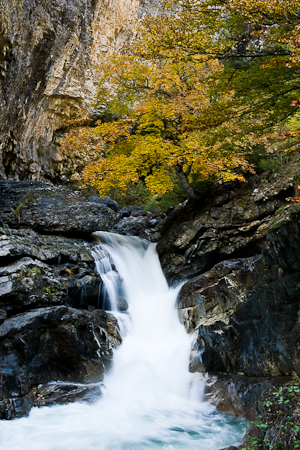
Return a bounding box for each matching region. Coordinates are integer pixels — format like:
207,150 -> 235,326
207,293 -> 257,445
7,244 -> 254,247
0,232 -> 245,450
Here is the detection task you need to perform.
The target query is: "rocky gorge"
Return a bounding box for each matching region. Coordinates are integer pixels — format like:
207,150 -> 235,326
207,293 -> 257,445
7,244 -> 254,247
0,176 -> 299,446
1,0 -> 300,447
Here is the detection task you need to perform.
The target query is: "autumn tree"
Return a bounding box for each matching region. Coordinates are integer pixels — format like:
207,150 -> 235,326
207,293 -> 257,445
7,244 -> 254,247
135,0 -> 300,139
60,0 -> 300,198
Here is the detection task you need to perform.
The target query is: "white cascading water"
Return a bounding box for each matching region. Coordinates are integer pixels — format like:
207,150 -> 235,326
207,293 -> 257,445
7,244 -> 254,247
0,232 -> 246,450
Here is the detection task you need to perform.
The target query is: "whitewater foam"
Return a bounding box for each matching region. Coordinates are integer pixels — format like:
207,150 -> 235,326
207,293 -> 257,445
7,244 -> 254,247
0,232 -> 246,450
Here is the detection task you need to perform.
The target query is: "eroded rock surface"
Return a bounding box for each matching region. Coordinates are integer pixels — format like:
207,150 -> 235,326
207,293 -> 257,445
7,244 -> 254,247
178,211 -> 300,378
33,382 -> 102,408
205,375 -> 290,421
113,208 -> 166,242
0,225 -> 111,315
0,0 -> 139,180
0,180 -> 167,241
157,183 -> 291,283
178,255 -> 263,333
0,199 -> 125,419
0,305 -> 121,419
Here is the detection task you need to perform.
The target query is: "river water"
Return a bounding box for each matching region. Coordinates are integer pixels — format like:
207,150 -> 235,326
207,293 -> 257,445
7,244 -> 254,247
0,232 -> 246,450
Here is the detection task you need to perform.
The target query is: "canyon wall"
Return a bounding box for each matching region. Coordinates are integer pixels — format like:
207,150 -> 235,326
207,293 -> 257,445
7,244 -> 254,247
0,0 -> 140,180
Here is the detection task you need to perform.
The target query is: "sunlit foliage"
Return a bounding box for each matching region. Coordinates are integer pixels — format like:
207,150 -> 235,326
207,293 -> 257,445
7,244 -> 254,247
60,0 -> 300,198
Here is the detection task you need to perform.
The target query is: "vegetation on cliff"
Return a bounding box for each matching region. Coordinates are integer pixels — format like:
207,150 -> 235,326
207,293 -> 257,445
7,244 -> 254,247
243,380 -> 300,450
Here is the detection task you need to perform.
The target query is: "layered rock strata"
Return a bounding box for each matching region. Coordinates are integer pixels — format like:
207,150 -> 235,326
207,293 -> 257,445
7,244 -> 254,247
0,180 -> 165,240
157,177 -> 300,446
0,222 -> 124,419
0,179 -> 165,419
171,198 -> 300,446
157,181 -> 293,283
177,211 -> 300,378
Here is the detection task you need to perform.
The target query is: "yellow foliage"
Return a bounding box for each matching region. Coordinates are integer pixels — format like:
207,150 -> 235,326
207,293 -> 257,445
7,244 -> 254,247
59,0 -> 300,196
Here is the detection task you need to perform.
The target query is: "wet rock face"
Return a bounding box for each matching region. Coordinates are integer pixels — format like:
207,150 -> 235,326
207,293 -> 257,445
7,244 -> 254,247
91,309 -> 122,348
178,255 -> 264,333
0,177 -> 130,420
33,382 -> 102,409
205,375 -> 287,421
113,209 -> 166,243
0,225 -> 113,315
0,0 -> 139,180
0,217 -> 123,419
206,376 -> 300,450
0,305 -> 121,419
179,212 -> 300,378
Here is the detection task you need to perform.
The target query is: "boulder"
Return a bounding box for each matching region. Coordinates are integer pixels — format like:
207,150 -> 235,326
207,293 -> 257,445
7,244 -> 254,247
113,211 -> 166,243
88,196 -> 119,212
0,305 -> 121,419
0,226 -> 94,263
91,309 -> 122,348
117,297 -> 129,312
33,382 -> 102,408
178,255 -> 264,333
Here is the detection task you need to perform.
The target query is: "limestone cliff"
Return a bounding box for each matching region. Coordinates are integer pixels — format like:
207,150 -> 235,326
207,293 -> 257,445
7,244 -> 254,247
0,0 -> 140,180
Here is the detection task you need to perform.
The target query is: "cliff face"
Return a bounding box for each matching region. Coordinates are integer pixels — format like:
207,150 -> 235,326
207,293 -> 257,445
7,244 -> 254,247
0,0 -> 139,180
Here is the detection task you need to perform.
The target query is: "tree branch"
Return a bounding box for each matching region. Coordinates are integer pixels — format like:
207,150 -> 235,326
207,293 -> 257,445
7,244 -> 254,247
175,164 -> 199,199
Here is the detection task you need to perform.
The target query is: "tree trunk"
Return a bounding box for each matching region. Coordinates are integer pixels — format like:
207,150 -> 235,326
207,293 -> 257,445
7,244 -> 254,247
175,165 -> 199,200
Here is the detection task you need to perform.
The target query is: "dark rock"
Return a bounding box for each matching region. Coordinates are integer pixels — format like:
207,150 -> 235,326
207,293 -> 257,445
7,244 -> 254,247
178,255 -> 263,332
0,310 -> 7,325
91,309 -> 122,348
157,192 -> 286,283
118,207 -> 132,218
113,211 -> 166,242
0,305 -> 121,419
33,382 -> 102,407
205,375 -> 277,420
113,216 -> 150,237
0,226 -> 94,263
117,297 -> 128,312
118,206 -> 145,218
0,395 -> 33,420
0,227 -> 110,316
0,181 -> 117,234
206,375 -> 300,450
181,211 -> 300,377
88,196 -> 119,212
